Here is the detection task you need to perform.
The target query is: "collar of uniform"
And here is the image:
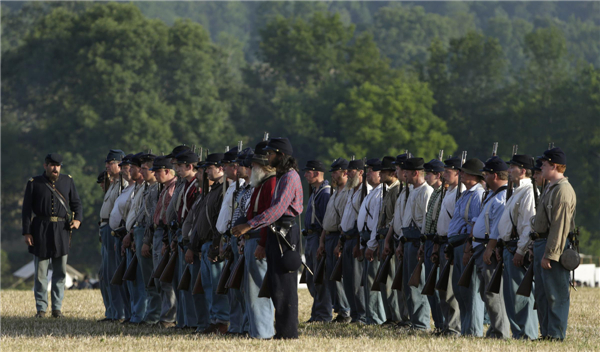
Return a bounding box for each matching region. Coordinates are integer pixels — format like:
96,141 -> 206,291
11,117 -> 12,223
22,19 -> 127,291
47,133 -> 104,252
466,183 -> 483,193
514,177 -> 532,191
385,179 -> 400,191
312,179 -> 329,192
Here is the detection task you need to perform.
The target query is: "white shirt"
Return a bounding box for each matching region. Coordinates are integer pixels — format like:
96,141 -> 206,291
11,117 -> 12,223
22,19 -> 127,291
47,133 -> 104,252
100,179 -> 129,222
391,184 -> 412,239
436,184 -> 466,237
125,182 -> 146,232
400,182 -> 433,237
357,184 -> 381,249
496,178 -> 536,255
216,178 -> 246,234
340,184 -> 372,233
109,184 -> 135,230
322,187 -> 351,233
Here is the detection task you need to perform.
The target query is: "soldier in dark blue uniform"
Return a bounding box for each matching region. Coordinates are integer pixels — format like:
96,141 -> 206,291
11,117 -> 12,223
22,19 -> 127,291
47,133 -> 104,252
22,153 -> 83,318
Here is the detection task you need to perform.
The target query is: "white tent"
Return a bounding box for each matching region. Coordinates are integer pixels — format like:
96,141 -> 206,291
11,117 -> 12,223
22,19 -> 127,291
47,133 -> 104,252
573,264 -> 599,287
12,260 -> 84,291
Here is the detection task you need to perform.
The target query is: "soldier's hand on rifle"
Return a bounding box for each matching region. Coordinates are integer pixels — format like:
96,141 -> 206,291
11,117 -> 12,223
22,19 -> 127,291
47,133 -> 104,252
417,244 -> 425,261
365,248 -> 375,262
483,247 -> 494,265
513,252 -> 524,267
24,234 -> 34,247
383,241 -> 392,257
131,241 -> 136,253
185,249 -> 194,264
238,238 -> 245,255
254,245 -> 266,260
161,243 -> 168,256
170,240 -> 177,252
541,258 -> 552,270
333,243 -> 340,258
317,243 -> 325,259
396,243 -> 404,259
70,220 -> 81,230
122,233 -> 132,249
432,243 -> 440,263
495,247 -> 502,262
141,243 -> 152,258
232,223 -> 251,238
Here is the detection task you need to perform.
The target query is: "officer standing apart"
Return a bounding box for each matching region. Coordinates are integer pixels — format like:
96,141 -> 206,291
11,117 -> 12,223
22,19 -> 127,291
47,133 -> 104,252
22,153 -> 83,318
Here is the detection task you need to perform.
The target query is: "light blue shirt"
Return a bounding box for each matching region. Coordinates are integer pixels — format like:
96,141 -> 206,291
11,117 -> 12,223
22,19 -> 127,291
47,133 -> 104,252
447,183 -> 484,238
473,186 -> 507,248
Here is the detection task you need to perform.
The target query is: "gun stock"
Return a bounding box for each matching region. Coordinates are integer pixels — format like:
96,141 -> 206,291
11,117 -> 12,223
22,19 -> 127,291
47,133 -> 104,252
110,257 -> 127,285
159,248 -> 178,283
436,259 -> 452,291
486,258 -> 503,294
258,270 -> 271,298
216,257 -> 233,295
314,256 -> 326,285
192,265 -> 205,294
370,262 -> 382,292
123,255 -> 138,282
177,264 -> 191,291
376,253 -> 393,285
153,250 -> 170,279
330,255 -> 343,282
391,259 -> 403,291
408,257 -> 425,288
458,256 -> 476,288
226,253 -> 245,289
299,266 -> 307,284
147,270 -> 156,288
516,264 -> 534,297
422,262 -> 439,296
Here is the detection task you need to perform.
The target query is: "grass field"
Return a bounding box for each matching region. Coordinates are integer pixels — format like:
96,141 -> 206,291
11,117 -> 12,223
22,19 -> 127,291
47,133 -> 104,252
1,288 -> 599,351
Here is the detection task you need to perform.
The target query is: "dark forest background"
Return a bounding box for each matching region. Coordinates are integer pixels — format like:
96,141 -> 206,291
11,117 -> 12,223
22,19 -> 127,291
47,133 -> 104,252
2,1 -> 599,286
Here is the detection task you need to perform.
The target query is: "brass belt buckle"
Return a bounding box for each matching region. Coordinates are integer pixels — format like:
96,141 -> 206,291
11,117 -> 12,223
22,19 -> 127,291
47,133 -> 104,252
50,216 -> 59,222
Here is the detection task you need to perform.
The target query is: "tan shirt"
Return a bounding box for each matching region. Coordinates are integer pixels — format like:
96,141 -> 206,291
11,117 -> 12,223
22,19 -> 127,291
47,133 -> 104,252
322,187 -> 351,233
100,179 -> 129,223
532,177 -> 576,261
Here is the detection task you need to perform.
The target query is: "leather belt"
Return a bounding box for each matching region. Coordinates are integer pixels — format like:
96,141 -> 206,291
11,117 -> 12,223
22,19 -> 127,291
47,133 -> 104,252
424,234 -> 436,241
530,232 -> 548,241
376,234 -> 386,240
326,231 -> 341,236
344,234 -> 359,240
37,216 -> 66,222
473,237 -> 490,244
401,237 -> 420,244
436,236 -> 448,244
101,218 -> 109,223
244,233 -> 262,240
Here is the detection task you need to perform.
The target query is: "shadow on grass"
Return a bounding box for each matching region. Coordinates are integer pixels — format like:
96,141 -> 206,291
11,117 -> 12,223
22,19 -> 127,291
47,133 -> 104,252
0,316 -> 232,339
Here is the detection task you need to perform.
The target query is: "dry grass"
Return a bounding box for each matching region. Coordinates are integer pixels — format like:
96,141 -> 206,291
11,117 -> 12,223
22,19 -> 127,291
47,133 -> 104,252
1,288 -> 599,351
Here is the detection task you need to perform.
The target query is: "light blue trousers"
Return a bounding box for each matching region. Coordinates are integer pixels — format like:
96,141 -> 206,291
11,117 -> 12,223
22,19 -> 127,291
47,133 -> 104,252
33,255 -> 68,312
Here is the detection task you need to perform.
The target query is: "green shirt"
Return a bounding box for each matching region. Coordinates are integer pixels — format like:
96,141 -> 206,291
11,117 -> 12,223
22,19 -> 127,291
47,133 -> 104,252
424,186 -> 443,234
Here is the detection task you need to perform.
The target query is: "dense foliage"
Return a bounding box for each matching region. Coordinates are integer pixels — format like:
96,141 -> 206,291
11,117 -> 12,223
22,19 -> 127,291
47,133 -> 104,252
2,1 -> 599,282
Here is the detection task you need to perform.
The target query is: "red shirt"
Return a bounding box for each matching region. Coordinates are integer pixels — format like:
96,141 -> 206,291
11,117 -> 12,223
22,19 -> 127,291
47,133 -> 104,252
177,179 -> 198,223
246,176 -> 276,247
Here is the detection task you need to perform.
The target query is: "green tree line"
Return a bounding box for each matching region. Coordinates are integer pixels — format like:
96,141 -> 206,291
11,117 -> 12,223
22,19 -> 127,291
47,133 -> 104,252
2,2 -> 599,283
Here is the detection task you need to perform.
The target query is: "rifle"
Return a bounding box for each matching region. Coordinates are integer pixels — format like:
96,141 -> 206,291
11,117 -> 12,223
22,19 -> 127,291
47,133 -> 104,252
147,270 -> 156,288
203,149 -> 209,198
103,171 -> 110,195
422,260 -> 439,296
330,254 -> 343,282
376,252 -> 394,285
192,265 -> 205,294
506,145 -> 518,199
456,151 -> 467,201
226,253 -> 245,290
110,257 -> 127,285
123,255 -> 138,282
517,263 -> 534,297
354,157 -> 368,262
391,260 -> 403,291
458,245 -> 476,288
481,143 -> 498,203
159,247 -> 178,283
531,156 -> 539,206
299,267 -> 307,284
314,255 -> 326,285
408,257 -> 425,288
371,257 -> 383,292
216,246 -> 233,294
435,253 -> 452,291
258,270 -> 271,298
177,264 -> 191,291
153,249 -> 170,279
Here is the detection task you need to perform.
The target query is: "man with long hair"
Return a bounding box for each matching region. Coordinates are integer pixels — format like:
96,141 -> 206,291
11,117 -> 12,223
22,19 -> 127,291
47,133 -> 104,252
232,137 -> 303,339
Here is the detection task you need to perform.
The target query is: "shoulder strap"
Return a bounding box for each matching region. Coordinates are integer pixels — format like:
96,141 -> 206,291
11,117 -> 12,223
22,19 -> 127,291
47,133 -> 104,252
44,182 -> 71,218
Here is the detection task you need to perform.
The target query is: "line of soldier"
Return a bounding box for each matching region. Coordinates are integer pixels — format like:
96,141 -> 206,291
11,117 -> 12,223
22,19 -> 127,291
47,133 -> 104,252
97,137 -> 304,339
96,138 -> 576,341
